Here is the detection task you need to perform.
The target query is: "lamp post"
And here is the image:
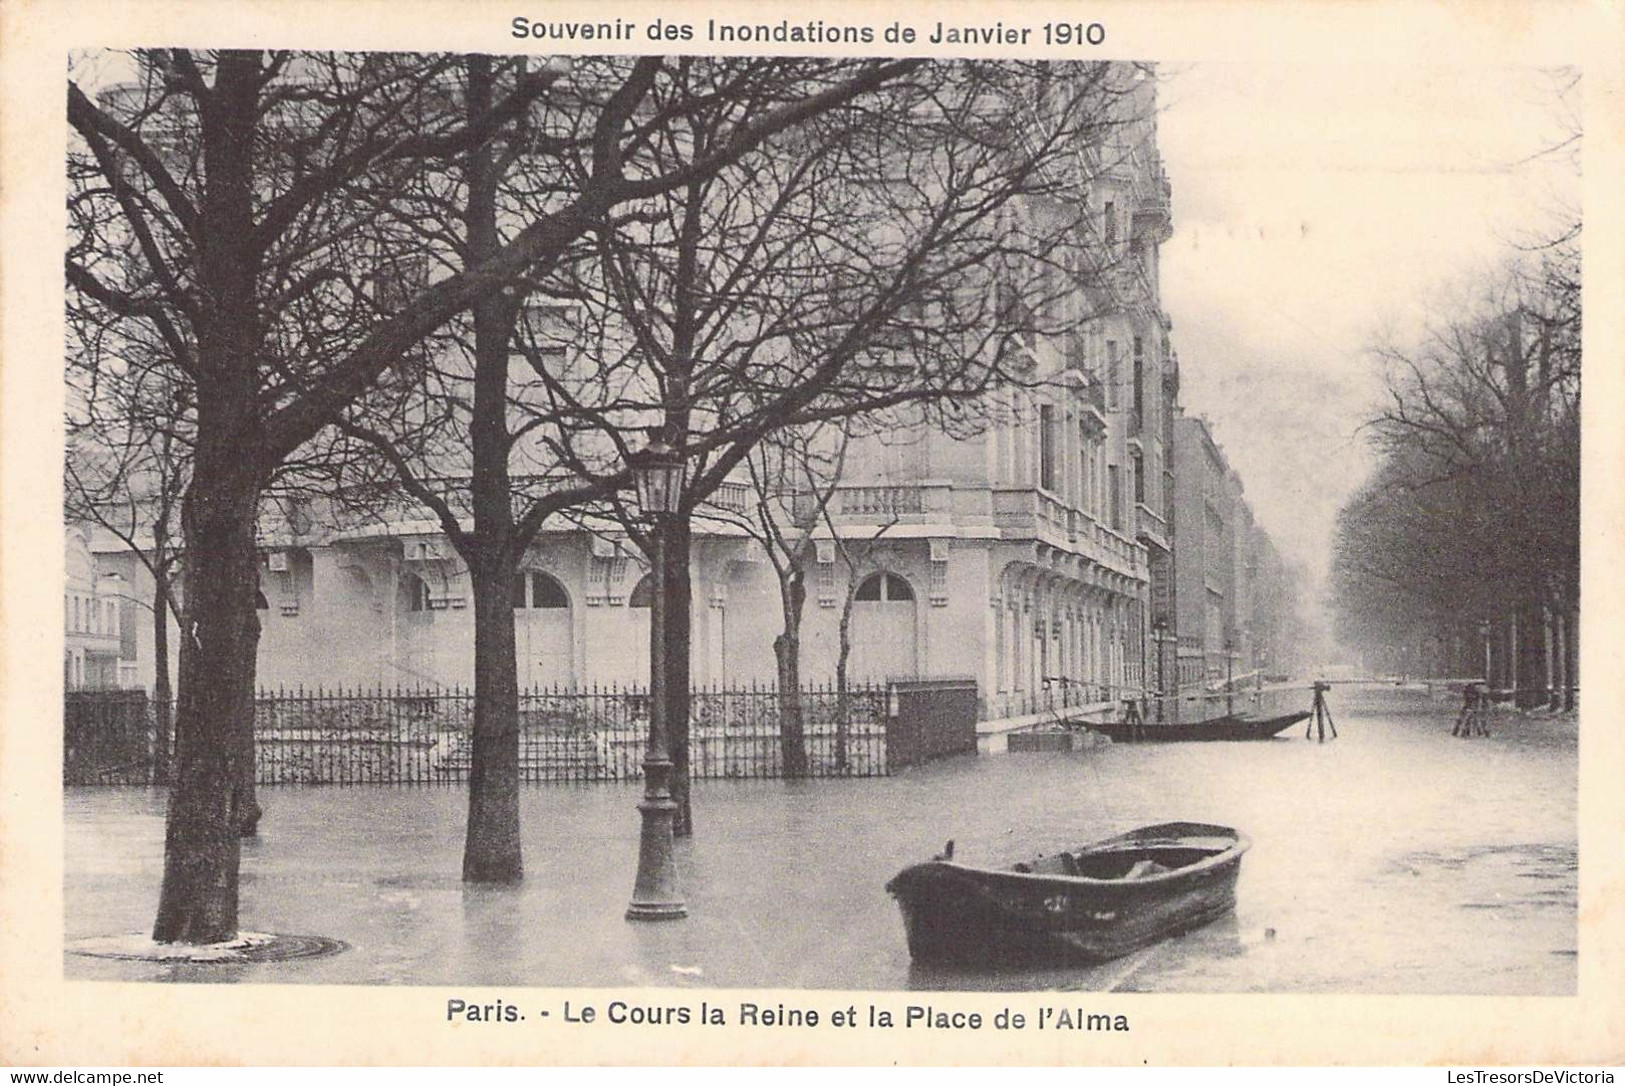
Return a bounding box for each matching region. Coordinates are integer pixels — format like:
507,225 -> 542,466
626,430 -> 687,922
1479,619 -> 1492,687
1151,619 -> 1169,722
1224,635 -> 1235,718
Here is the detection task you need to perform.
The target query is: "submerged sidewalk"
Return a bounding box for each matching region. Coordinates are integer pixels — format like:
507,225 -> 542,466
64,706 -> 1578,994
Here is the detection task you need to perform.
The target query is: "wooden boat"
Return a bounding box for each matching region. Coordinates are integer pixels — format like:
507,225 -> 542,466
1083,711 -> 1309,743
886,822 -> 1249,965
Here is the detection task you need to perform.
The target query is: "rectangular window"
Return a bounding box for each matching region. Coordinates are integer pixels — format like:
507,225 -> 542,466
1105,341 -> 1120,411
1109,464 -> 1123,530
1103,200 -> 1117,247
1132,450 -> 1146,505
120,597 -> 139,660
994,597 -> 1006,693
1012,603 -> 1024,692
1039,405 -> 1058,492
1079,426 -> 1091,514
1132,336 -> 1145,435
517,302 -> 580,378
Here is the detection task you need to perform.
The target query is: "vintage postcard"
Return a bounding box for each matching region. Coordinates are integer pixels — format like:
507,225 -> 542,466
3,0 -> 1623,1068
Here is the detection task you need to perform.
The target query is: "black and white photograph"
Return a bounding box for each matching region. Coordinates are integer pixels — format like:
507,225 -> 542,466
4,0 -> 1623,1069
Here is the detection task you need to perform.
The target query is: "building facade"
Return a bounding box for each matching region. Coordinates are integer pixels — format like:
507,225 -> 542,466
65,527 -> 136,691
1168,412 -> 1304,688
71,65 -> 1305,723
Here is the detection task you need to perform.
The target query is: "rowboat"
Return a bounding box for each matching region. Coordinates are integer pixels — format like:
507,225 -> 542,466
885,822 -> 1250,965
1083,711 -> 1309,743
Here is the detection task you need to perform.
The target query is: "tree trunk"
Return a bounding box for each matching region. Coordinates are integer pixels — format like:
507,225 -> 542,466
661,516 -> 694,837
835,581 -> 858,771
152,579 -> 173,783
463,556 -> 523,882
458,54 -> 525,883
1545,606 -> 1563,711
233,696 -> 262,836
774,569 -> 808,778
1515,596 -> 1546,710
1563,605 -> 1578,712
1489,619 -> 1504,688
836,592 -> 856,693
152,475 -> 260,943
152,52 -> 266,941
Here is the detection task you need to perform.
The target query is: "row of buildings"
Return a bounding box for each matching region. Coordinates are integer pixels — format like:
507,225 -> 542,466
67,65 -> 1308,722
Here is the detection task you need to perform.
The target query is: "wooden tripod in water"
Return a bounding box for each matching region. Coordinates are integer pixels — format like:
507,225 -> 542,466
1452,683 -> 1492,737
1306,681 -> 1338,742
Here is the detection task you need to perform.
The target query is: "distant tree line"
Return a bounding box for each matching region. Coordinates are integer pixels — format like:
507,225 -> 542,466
1331,231 -> 1579,708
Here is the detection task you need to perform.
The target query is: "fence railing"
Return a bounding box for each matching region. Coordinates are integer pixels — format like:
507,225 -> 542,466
1137,685 -> 1309,725
65,684 -> 897,786
984,680 -> 1137,723
984,681 -> 1314,730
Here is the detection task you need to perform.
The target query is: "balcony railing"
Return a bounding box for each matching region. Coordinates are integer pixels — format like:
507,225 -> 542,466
703,480 -> 752,515
838,485 -> 923,517
68,628 -> 122,651
1038,491 -> 1069,534
991,489 -> 1145,580
1137,502 -> 1168,542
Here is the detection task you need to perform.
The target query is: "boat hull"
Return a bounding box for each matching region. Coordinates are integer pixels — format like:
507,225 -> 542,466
886,822 -> 1248,965
1085,711 -> 1309,743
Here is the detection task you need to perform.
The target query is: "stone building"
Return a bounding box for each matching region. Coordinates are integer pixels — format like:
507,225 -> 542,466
1168,411 -> 1301,688
72,63 -> 1297,723
64,527 -> 136,691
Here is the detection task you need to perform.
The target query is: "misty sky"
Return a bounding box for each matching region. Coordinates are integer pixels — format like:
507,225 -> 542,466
1155,62 -> 1578,608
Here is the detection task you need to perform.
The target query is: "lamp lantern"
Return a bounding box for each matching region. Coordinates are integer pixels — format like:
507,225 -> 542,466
629,431 -> 685,518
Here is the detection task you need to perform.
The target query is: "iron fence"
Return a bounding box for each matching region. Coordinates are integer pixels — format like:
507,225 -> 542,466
983,679 -> 1137,723
64,690 -> 163,785
63,683 -> 894,786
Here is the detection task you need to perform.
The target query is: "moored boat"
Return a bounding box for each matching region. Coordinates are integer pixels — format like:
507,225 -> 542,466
1083,711 -> 1309,743
886,822 -> 1249,965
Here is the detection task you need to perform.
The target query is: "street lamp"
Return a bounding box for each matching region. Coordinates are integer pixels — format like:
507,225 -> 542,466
626,429 -> 687,922
1151,619 -> 1169,722
1224,635 -> 1236,718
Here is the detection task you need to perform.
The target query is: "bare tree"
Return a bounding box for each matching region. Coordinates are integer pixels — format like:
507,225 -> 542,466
1337,244 -> 1579,705
67,48 -> 930,937
323,54 -> 932,881
561,60 -> 1143,831
822,504 -> 901,771
64,327 -> 189,778
728,422 -> 852,777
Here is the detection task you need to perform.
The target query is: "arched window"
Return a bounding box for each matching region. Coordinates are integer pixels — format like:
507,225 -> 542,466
628,575 -> 654,608
514,570 -> 569,609
855,572 -> 914,602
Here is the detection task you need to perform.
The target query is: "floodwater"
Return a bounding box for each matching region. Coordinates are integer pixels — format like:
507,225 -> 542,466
64,691 -> 1577,994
